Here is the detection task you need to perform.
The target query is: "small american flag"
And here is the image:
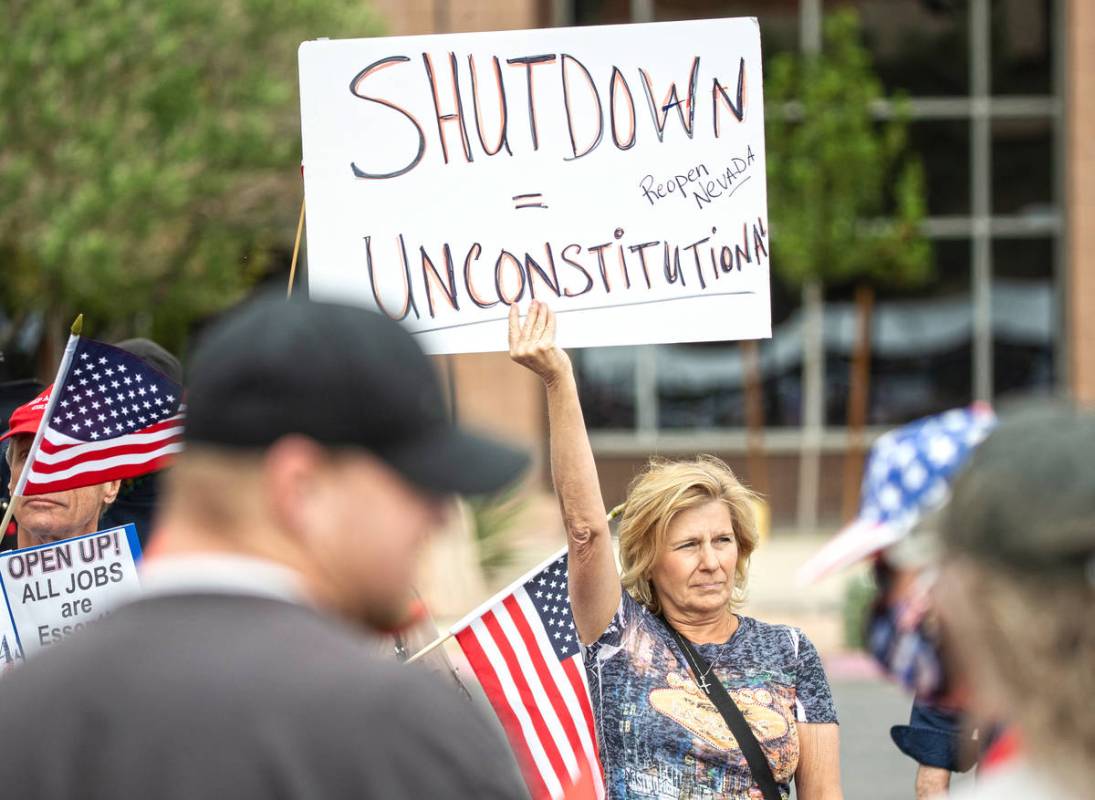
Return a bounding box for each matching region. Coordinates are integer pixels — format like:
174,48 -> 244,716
16,338 -> 184,496
453,548 -> 604,800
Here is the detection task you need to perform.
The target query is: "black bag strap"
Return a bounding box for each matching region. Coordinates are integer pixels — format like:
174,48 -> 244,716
660,618 -> 782,800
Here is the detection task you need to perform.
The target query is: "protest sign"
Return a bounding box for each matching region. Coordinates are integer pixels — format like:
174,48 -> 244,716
299,18 -> 771,354
0,524 -> 142,659
0,605 -> 19,672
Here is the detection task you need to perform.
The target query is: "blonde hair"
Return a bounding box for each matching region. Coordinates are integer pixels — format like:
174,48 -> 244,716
615,455 -> 760,613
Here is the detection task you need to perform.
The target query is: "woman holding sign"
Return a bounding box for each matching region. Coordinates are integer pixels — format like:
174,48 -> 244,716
509,300 -> 842,800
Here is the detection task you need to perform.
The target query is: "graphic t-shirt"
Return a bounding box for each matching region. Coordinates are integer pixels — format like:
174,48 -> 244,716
583,591 -> 838,799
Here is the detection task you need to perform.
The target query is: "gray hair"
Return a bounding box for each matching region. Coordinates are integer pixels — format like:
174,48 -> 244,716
939,559 -> 1095,787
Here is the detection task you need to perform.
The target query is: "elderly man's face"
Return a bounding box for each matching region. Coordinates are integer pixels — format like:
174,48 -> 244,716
6,435 -> 120,546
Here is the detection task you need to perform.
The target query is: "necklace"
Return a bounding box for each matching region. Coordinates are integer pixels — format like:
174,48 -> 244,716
671,629 -> 716,695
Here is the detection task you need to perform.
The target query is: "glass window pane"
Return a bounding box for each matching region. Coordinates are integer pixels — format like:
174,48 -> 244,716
573,0 -> 630,25
991,0 -> 1054,96
573,346 -> 638,429
655,1 -> 800,57
655,341 -> 747,429
578,1 -> 801,58
824,240 -> 973,426
910,120 -> 971,216
828,0 -> 970,96
652,273 -> 803,430
992,238 -> 1056,398
992,116 -> 1053,216
760,273 -> 805,427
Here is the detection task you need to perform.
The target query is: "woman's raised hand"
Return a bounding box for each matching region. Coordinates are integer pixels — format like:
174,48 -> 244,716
508,300 -> 571,386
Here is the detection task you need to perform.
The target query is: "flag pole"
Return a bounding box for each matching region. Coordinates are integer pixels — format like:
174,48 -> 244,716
0,314 -> 84,538
406,545 -> 570,664
405,631 -> 450,664
286,197 -> 306,299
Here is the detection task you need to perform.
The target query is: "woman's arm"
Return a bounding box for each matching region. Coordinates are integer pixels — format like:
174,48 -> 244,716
508,301 -> 619,643
794,722 -> 843,800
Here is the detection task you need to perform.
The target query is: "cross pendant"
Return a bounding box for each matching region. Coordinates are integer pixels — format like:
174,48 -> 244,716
697,674 -> 711,694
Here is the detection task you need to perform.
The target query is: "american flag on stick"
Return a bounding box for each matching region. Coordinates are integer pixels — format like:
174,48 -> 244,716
5,332 -> 184,499
452,547 -> 604,800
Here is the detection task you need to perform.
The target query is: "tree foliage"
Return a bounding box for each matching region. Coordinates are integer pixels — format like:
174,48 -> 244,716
765,9 -> 931,290
0,0 -> 380,354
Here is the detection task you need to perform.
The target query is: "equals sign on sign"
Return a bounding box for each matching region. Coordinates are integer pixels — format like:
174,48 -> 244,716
513,192 -> 548,210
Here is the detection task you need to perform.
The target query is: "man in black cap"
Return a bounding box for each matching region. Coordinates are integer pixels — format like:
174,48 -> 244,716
935,406 -> 1095,799
0,296 -> 530,799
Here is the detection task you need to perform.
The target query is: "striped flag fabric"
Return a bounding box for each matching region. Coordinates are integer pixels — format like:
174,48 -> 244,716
9,338 -> 184,496
452,548 -> 604,800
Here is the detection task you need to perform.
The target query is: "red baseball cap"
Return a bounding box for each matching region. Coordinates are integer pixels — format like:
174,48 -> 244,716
0,386 -> 52,442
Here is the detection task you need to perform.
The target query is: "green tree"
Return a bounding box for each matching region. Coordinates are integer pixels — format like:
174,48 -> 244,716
765,9 -> 931,528
0,0 -> 380,365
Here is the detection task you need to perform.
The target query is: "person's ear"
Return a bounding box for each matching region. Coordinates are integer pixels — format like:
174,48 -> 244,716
262,436 -> 337,539
6,437 -> 29,494
102,479 -> 121,506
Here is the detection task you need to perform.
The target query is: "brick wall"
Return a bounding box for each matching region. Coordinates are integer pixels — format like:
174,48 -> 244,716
595,451 -> 850,529
370,0 -> 546,35
1069,0 -> 1095,405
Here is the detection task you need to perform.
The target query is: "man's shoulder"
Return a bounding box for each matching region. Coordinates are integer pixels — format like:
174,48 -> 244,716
0,592 -> 479,745
81,591 -> 367,654
0,594 -> 395,699
0,595 -> 529,799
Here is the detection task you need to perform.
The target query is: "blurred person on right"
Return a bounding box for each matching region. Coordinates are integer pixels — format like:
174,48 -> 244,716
798,405 -> 997,798
934,406 -> 1095,798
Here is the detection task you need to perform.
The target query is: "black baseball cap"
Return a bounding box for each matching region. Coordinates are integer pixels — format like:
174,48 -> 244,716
185,294 -> 529,495
941,405 -> 1095,575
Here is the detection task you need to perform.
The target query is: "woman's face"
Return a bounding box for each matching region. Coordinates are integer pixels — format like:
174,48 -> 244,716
650,499 -> 738,622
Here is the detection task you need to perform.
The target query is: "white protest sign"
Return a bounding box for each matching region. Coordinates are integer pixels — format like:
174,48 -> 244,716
299,18 -> 770,354
0,524 -> 142,658
0,605 -> 20,672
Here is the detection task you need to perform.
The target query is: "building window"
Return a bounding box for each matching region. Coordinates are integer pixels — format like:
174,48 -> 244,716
991,237 -> 1056,399
570,0 -> 1063,447
574,347 -> 638,429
